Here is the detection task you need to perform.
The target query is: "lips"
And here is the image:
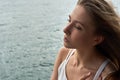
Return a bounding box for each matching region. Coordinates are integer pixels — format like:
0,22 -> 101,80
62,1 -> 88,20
64,37 -> 69,42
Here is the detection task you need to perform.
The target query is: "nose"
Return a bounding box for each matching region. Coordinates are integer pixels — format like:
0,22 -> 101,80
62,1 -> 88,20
63,23 -> 73,35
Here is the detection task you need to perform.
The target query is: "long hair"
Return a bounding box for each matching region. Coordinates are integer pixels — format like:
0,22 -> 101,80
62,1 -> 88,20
105,70 -> 120,80
77,0 -> 120,79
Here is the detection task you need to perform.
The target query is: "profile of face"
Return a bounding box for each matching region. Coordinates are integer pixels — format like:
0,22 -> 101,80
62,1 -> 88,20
63,5 -> 103,50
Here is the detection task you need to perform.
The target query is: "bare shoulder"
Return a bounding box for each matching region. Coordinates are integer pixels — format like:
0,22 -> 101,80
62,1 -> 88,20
50,47 -> 70,80
101,62 -> 116,79
57,47 -> 70,62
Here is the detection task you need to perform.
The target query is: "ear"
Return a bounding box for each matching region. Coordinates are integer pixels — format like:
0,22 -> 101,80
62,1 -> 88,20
93,36 -> 104,46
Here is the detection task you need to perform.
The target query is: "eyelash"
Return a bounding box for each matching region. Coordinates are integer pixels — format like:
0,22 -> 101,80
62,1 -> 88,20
74,26 -> 82,30
67,18 -> 82,30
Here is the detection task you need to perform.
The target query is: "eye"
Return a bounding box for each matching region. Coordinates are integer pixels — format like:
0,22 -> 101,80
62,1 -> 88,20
74,26 -> 82,30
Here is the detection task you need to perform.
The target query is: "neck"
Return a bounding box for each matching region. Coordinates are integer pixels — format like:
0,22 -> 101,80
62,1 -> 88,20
74,48 -> 105,68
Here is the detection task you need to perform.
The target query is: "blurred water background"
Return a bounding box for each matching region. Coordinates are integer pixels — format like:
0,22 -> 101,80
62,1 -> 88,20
0,0 -> 119,80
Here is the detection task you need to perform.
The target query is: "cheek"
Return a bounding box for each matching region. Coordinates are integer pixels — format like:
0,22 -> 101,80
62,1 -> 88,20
71,31 -> 84,44
71,31 -> 94,46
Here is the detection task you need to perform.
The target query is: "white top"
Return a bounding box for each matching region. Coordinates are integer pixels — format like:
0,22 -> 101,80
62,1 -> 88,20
58,49 -> 109,80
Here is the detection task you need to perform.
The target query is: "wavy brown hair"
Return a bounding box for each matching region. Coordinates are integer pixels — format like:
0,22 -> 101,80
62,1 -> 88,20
105,70 -> 120,80
77,0 -> 120,79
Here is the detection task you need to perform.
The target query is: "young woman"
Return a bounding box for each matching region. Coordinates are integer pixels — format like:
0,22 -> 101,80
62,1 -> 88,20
51,0 -> 120,80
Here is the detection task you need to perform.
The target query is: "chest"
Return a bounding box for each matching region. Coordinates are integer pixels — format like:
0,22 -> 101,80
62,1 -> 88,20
65,58 -> 96,80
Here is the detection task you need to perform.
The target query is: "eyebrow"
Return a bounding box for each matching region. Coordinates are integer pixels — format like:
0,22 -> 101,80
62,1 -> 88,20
69,15 -> 86,28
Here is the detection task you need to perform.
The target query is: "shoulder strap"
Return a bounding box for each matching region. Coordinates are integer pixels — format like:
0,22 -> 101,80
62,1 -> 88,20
93,59 -> 109,80
65,49 -> 76,62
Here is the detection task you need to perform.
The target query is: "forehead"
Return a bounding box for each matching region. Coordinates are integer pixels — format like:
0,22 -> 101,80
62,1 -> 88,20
70,5 -> 95,28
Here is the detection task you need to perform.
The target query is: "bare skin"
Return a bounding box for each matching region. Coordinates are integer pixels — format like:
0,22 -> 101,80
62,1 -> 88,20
50,5 -> 115,80
51,48 -> 115,80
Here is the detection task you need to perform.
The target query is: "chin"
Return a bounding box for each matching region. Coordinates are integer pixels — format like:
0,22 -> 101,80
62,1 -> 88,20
63,43 -> 74,49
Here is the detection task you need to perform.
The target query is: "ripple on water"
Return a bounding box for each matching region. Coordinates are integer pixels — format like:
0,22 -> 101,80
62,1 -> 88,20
0,23 -> 8,26
39,62 -> 54,67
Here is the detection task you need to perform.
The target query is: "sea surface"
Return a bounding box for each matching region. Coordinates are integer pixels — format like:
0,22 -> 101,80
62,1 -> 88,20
0,0 -> 119,80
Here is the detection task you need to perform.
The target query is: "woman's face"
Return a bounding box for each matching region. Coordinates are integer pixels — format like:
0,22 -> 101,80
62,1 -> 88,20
63,5 -> 98,50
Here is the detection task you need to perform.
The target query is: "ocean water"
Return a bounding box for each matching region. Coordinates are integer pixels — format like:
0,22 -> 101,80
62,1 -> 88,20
0,0 -> 77,80
0,0 -> 119,80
